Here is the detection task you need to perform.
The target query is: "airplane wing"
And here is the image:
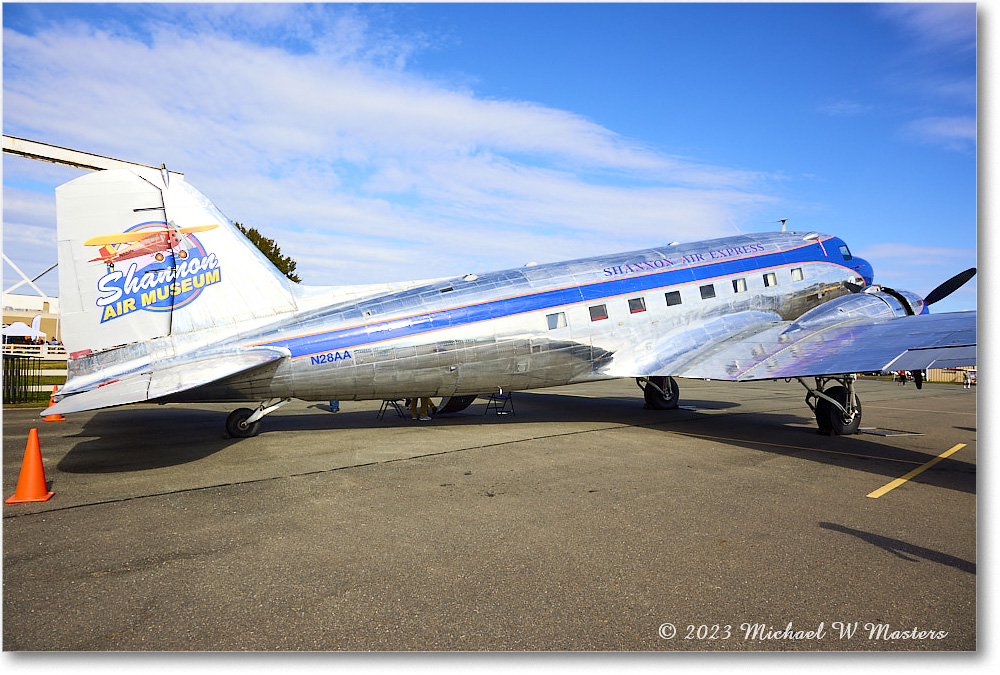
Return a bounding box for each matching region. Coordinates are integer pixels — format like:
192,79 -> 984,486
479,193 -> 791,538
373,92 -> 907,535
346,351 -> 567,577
83,231 -> 168,246
43,346 -> 290,416
607,310 -> 976,382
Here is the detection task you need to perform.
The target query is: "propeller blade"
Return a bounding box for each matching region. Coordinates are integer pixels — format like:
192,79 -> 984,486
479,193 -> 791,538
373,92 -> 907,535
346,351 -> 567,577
843,281 -> 863,293
925,268 -> 977,305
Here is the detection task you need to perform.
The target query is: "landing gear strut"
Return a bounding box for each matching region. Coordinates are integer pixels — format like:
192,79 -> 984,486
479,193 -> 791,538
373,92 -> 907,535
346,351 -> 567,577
638,376 -> 680,410
226,398 -> 290,438
798,376 -> 862,435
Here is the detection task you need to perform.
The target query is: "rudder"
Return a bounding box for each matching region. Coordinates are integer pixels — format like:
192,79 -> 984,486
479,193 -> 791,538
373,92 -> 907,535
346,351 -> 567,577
56,169 -> 297,355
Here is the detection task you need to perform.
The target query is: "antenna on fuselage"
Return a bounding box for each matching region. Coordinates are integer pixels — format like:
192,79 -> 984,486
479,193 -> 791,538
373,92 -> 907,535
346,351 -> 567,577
771,218 -> 789,233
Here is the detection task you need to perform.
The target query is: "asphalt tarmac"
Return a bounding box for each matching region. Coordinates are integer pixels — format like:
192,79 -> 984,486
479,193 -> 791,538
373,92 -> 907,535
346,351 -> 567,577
2,378 -> 977,651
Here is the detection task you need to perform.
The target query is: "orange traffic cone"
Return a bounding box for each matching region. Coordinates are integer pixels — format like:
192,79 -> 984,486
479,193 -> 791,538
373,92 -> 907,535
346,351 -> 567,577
6,429 -> 54,503
44,386 -> 65,421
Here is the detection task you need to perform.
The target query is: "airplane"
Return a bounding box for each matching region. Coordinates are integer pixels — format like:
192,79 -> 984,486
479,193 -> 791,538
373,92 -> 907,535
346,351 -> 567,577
84,223 -> 218,269
42,167 -> 976,438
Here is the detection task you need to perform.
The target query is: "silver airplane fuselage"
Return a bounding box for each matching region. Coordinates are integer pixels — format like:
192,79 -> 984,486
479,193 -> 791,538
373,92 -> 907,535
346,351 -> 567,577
174,231 -> 875,403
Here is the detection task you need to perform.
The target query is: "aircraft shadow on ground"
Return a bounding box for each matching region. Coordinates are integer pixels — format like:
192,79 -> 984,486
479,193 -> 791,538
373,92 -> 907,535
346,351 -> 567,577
334,391 -> 976,495
57,407 -> 240,473
56,392 -> 975,495
819,522 -> 975,575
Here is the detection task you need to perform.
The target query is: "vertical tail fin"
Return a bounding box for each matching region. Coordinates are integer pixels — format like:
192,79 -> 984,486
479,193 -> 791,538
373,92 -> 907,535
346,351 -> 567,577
56,169 -> 297,355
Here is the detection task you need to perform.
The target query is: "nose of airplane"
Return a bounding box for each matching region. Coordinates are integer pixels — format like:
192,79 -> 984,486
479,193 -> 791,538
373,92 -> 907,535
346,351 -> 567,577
852,257 -> 874,287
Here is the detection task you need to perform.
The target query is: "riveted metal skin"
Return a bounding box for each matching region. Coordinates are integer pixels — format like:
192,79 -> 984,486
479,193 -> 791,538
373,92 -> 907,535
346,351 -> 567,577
159,231 -> 877,402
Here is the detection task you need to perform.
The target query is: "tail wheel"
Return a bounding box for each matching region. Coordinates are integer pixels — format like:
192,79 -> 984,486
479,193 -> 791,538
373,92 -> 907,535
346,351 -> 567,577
815,385 -> 862,435
227,408 -> 261,438
643,376 -> 679,410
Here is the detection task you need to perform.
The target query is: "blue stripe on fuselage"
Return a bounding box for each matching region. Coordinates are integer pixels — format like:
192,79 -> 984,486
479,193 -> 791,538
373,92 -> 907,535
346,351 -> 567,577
260,238 -> 849,359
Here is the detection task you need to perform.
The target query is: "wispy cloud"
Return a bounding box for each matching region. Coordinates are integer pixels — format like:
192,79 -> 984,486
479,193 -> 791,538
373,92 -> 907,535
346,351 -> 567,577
856,242 -> 977,309
869,3 -> 977,158
817,100 -> 875,117
2,6 -> 779,288
858,243 -> 976,266
877,3 -> 976,55
900,115 -> 976,152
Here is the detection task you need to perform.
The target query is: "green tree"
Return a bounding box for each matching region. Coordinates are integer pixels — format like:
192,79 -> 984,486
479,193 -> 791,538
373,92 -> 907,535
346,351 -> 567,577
234,222 -> 301,283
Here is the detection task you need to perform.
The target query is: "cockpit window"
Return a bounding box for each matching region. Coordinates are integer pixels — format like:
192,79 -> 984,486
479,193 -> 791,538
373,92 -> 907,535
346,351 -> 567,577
839,245 -> 853,261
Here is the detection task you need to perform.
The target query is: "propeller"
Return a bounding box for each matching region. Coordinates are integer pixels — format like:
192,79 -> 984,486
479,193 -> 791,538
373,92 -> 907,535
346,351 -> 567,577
842,267 -> 976,308
924,267 -> 977,306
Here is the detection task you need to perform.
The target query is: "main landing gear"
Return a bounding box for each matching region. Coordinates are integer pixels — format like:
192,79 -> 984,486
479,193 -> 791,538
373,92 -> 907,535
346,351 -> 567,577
798,375 -> 862,435
226,398 -> 290,438
637,376 -> 680,410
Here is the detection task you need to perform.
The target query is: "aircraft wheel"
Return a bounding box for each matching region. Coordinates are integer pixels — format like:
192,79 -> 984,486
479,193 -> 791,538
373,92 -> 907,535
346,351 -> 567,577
643,376 -> 679,410
178,249 -> 189,259
155,252 -> 165,262
227,408 -> 261,438
815,385 -> 861,435
436,395 -> 478,415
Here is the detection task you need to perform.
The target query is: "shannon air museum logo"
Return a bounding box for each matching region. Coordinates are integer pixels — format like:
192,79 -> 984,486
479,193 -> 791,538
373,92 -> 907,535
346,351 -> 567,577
85,221 -> 221,323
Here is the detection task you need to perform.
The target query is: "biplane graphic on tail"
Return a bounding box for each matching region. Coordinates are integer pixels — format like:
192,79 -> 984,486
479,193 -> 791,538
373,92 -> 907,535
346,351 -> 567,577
84,223 -> 218,268
44,167 -> 976,438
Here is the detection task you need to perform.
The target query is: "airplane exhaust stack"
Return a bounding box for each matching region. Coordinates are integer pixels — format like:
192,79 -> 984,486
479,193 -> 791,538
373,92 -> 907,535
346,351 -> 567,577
5,429 -> 55,503
44,386 -> 65,421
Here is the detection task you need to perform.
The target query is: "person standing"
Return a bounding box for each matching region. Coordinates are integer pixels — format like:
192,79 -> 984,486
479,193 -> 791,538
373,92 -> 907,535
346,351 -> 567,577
410,397 -> 432,421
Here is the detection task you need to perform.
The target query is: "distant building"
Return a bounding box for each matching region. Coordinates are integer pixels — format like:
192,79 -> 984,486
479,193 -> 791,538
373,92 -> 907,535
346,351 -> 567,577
2,293 -> 61,342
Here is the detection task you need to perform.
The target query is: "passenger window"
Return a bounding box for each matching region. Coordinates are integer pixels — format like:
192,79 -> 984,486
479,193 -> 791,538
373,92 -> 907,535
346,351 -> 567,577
700,284 -> 716,300
839,245 -> 852,261
665,291 -> 682,307
589,305 -> 608,321
763,272 -> 777,287
732,278 -> 747,293
547,312 -> 567,330
791,268 -> 804,281
628,297 -> 646,314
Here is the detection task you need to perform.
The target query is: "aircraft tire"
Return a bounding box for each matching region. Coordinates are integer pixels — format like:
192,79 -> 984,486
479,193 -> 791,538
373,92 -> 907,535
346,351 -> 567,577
643,376 -> 679,410
815,385 -> 861,435
227,408 -> 261,438
436,395 -> 478,415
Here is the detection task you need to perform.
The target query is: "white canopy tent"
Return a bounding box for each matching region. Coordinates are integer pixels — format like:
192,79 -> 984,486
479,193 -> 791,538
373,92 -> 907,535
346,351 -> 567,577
2,315 -> 46,340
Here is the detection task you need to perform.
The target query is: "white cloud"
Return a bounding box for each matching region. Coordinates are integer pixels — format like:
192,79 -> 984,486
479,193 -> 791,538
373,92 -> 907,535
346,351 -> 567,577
818,100 -> 874,117
2,8 -> 780,289
858,242 -> 976,266
856,242 -> 977,312
900,116 -> 976,152
877,3 -> 976,55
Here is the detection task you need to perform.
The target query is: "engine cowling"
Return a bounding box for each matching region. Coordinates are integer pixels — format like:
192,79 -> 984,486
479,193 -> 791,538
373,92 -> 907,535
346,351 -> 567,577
789,288 -> 925,330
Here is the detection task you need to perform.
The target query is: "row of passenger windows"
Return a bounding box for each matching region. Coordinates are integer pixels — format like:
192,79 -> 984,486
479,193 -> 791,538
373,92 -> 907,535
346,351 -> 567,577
548,267 -> 805,328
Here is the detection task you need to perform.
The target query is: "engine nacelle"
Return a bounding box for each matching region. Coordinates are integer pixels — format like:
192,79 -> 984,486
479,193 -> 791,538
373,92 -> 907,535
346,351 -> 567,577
789,288 -> 925,330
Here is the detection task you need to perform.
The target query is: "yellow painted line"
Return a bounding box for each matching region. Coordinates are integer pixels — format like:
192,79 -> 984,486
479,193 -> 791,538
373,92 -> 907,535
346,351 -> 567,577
866,443 -> 967,499
666,430 -> 925,466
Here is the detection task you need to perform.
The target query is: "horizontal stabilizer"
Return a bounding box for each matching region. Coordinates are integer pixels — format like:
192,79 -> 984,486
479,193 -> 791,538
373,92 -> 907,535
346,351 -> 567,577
42,346 -> 290,417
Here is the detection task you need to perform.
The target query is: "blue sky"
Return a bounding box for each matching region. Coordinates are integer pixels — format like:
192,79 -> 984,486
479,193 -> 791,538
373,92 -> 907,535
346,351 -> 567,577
2,2 -> 979,312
